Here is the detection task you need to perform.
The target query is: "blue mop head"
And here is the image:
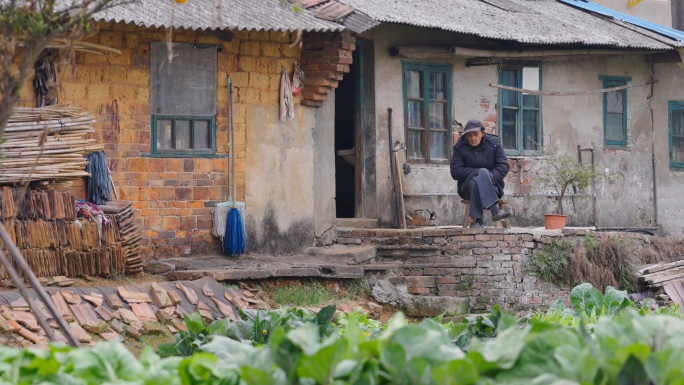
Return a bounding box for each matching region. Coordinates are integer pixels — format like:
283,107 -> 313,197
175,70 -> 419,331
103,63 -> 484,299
223,208 -> 246,256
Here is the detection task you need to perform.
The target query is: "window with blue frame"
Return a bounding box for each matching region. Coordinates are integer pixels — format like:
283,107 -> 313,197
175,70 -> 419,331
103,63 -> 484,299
150,42 -> 217,157
403,63 -> 452,164
498,63 -> 542,155
600,75 -> 631,147
669,101 -> 684,169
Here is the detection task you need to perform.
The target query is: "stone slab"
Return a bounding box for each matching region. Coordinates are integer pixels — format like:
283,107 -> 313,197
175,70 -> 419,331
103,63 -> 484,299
405,296 -> 470,318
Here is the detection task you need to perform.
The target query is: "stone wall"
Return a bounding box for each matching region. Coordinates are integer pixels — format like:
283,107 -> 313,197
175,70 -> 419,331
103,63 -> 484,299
337,226 -> 649,313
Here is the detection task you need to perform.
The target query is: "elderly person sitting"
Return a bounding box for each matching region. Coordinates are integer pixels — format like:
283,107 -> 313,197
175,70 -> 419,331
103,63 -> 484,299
450,120 -> 511,228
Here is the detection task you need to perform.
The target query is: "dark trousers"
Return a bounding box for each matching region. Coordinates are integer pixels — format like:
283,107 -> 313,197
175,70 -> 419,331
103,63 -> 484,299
465,168 -> 500,220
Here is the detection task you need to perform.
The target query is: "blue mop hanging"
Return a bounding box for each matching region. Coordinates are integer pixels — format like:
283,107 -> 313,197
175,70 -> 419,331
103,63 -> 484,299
223,208 -> 246,256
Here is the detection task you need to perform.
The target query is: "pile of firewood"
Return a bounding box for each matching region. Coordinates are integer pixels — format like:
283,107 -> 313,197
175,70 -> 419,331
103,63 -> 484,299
636,260 -> 684,306
98,201 -> 143,276
0,105 -> 102,186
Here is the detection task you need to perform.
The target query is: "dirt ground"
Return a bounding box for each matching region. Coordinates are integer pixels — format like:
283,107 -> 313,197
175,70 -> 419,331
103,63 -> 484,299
0,273 -> 399,354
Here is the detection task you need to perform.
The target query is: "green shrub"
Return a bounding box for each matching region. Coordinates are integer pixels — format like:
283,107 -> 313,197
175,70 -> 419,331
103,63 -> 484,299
525,238 -> 573,284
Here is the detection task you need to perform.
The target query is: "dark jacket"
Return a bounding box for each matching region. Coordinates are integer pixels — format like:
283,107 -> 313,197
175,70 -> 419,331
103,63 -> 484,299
450,133 -> 510,199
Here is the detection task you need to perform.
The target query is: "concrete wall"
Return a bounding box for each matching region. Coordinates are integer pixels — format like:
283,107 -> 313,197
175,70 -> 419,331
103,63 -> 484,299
365,24 -> 675,233
650,63 -> 684,237
593,0 -> 672,27
243,104 -> 317,254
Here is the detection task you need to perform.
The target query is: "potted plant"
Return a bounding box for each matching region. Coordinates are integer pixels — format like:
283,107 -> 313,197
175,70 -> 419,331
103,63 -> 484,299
537,155 -> 601,230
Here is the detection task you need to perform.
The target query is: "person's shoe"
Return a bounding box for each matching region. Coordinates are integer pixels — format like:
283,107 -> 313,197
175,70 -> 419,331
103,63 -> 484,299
470,222 -> 483,228
492,211 -> 511,222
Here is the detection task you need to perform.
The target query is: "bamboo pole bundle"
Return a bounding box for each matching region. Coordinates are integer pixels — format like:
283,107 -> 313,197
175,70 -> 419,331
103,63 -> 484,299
0,105 -> 103,186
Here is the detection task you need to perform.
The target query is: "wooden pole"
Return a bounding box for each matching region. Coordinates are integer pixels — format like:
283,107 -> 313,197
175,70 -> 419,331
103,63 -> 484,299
489,79 -> 657,96
0,222 -> 80,347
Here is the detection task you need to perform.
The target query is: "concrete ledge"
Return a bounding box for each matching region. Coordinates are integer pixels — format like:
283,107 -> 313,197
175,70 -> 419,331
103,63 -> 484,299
405,296 -> 470,318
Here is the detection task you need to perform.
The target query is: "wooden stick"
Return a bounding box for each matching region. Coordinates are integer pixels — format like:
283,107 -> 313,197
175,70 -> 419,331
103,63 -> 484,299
489,80 -> 658,96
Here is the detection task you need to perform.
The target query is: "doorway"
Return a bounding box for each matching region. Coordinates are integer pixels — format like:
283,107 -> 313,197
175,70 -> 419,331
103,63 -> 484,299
334,54 -> 356,218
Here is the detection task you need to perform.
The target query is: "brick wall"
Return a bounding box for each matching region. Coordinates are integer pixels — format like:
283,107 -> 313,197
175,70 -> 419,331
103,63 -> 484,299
19,22 -> 302,259
337,227 -> 650,312
300,31 -> 355,106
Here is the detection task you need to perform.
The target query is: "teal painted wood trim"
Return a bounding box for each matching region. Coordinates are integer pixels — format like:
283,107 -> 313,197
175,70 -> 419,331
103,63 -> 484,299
498,62 -> 542,156
401,61 -> 452,164
601,76 -> 630,147
669,101 -> 684,169
150,114 -> 217,158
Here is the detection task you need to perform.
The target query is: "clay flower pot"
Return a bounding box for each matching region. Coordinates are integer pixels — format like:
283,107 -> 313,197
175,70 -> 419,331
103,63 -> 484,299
544,214 -> 567,230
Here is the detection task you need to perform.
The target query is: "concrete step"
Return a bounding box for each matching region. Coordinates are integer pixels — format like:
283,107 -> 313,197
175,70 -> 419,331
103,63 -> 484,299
336,218 -> 378,228
304,244 -> 376,265
376,245 -> 442,258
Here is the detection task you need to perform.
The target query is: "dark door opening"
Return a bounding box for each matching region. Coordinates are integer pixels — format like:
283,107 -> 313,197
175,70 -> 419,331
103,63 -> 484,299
334,57 -> 356,218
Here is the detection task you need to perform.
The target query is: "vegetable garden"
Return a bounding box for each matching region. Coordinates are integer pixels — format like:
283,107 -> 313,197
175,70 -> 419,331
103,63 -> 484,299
1,283 -> 683,385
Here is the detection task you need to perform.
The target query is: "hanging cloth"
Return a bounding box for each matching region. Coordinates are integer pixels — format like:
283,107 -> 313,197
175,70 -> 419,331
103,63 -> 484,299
33,55 -> 57,107
292,61 -> 305,96
279,66 -> 295,121
85,151 -> 112,205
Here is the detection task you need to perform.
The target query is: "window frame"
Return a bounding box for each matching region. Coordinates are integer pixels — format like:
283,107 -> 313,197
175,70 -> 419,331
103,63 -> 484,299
600,75 -> 631,148
149,42 -> 218,158
497,62 -> 543,156
151,115 -> 217,157
401,62 -> 453,165
668,101 -> 684,169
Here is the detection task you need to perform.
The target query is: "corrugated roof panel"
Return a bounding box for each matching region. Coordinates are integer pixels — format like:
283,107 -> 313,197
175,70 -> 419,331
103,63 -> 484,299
92,0 -> 344,32
315,2 -> 355,21
340,11 -> 380,34
342,0 -> 683,49
560,0 -> 684,42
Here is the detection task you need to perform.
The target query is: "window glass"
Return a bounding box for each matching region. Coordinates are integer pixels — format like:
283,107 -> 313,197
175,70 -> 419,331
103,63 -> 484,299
429,72 -> 445,100
606,90 -> 623,114
407,71 -> 423,99
501,109 -> 517,150
429,102 -> 445,129
672,109 -> 684,165
429,132 -> 447,159
194,121 -> 210,149
522,110 -> 539,150
157,120 -> 172,150
407,130 -> 423,159
175,120 -> 191,149
408,101 -> 423,128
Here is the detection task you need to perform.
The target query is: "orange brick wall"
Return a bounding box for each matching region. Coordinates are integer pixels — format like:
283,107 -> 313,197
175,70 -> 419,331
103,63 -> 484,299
19,22 -> 302,259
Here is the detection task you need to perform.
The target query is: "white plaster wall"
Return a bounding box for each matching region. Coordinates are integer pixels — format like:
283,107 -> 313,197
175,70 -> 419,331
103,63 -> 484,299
366,24 -> 669,231
593,0 -> 672,27
243,104 -> 317,254
650,62 -> 684,237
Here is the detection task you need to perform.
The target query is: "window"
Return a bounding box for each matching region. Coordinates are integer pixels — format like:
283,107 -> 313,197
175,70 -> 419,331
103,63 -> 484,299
669,101 -> 684,169
600,75 -> 631,147
498,63 -> 541,155
150,42 -> 217,156
403,63 -> 452,163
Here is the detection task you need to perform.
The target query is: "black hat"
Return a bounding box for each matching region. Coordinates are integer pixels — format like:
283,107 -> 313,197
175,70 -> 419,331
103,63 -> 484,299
463,120 -> 485,134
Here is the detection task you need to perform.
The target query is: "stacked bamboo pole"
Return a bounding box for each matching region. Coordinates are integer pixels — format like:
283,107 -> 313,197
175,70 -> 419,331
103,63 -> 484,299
0,105 -> 103,185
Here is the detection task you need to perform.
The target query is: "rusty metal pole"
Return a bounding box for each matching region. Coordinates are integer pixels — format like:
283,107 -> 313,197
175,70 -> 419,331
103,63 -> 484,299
0,222 -> 80,347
